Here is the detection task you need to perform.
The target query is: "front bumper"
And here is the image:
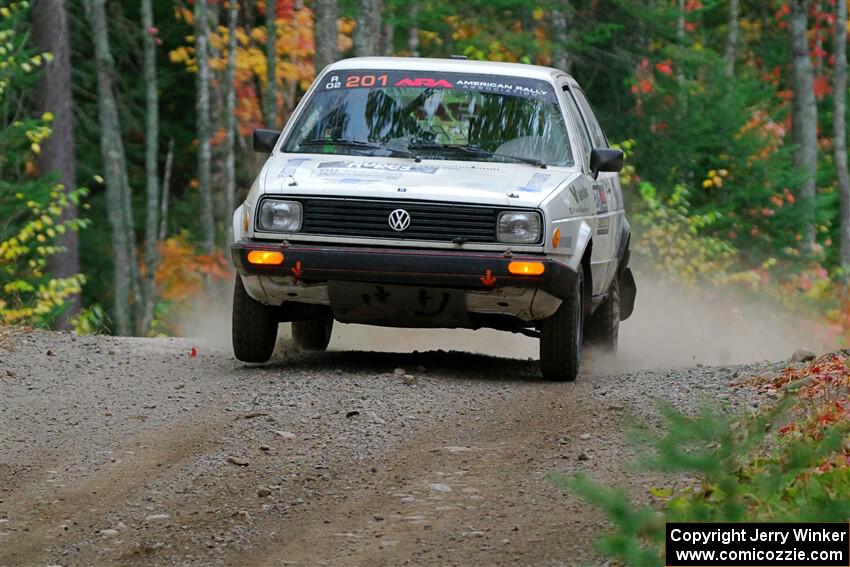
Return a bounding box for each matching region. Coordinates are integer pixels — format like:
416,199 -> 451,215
231,241 -> 577,300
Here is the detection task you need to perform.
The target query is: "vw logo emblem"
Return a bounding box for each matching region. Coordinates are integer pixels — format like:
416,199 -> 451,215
388,209 -> 411,231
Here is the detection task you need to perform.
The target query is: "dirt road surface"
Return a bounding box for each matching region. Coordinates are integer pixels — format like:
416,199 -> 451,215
0,323 -> 791,566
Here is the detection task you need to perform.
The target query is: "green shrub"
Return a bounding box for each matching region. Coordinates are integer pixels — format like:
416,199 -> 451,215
549,399 -> 850,566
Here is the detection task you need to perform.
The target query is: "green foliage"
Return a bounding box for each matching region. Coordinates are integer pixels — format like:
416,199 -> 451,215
633,180 -> 738,285
0,0 -> 89,327
549,400 -> 850,566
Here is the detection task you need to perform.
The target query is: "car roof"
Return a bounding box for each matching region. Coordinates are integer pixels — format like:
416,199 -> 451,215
324,57 -> 575,85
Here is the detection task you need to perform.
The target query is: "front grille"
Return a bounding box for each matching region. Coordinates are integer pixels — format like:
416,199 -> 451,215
293,197 -> 504,243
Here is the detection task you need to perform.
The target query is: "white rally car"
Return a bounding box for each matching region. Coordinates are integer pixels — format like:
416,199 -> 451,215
231,56 -> 636,381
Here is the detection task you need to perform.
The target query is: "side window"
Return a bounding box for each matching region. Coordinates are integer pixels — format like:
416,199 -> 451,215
571,88 -> 608,149
561,85 -> 591,163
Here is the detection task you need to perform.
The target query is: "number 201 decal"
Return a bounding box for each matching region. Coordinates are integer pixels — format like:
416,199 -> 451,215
345,74 -> 389,87
324,74 -> 388,90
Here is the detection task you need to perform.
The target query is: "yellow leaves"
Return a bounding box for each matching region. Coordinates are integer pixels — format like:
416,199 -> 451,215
702,168 -> 729,190
30,142 -> 40,154
173,6 -> 193,24
41,111 -> 53,122
235,28 -> 251,47
169,46 -> 192,64
251,27 -> 266,44
338,17 -> 356,35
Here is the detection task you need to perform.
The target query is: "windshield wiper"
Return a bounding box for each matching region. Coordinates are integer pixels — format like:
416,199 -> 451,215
298,138 -> 420,161
407,142 -> 546,168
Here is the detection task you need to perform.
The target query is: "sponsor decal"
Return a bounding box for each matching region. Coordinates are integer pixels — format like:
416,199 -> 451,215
596,217 -> 610,235
394,77 -> 454,88
593,184 -> 609,213
455,79 -> 548,98
277,157 -> 311,178
569,185 -> 589,202
518,172 -> 551,192
317,160 -> 439,174
319,70 -> 557,102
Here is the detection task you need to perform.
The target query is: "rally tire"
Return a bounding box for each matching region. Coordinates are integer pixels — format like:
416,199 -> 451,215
585,272 -> 620,353
292,314 -> 334,352
539,268 -> 584,382
232,276 -> 278,363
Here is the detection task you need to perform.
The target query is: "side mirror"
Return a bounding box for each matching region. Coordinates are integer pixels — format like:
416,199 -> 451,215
253,128 -> 281,153
589,148 -> 624,177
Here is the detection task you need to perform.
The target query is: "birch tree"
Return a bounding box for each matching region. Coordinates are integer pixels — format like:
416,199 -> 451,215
723,0 -> 739,78
789,0 -> 818,248
225,1 -> 238,245
314,0 -> 338,71
264,0 -> 277,127
83,0 -> 140,335
408,3 -> 419,57
32,0 -> 79,326
835,0 -> 850,282
355,0 -> 382,56
551,1 -> 574,72
195,0 -> 215,252
139,0 -> 160,335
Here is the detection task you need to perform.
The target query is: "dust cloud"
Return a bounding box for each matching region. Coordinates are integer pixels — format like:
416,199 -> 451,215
182,270 -> 833,372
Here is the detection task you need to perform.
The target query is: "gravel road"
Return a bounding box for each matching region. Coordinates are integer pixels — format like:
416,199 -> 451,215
0,322 -> 795,566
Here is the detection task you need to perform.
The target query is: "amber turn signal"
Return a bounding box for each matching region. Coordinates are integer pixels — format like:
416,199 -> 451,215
508,261 -> 545,276
552,228 -> 561,248
247,250 -> 284,265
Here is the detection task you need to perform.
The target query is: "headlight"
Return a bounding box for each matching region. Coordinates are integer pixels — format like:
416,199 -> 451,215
497,211 -> 542,243
258,199 -> 302,232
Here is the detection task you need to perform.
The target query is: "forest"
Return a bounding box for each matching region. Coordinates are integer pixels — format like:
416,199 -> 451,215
1,0 -> 848,341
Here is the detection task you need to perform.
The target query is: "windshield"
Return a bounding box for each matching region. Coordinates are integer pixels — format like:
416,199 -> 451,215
282,70 -> 573,167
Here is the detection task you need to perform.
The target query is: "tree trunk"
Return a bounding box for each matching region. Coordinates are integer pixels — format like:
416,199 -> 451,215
139,0 -> 160,336
159,139 -> 174,242
225,1 -> 238,245
264,0 -> 277,127
195,0 -> 215,252
32,0 -> 80,328
723,0 -> 739,78
354,0 -> 382,56
551,1 -> 574,72
407,3 -> 419,57
835,0 -> 850,282
790,0 -> 818,248
314,0 -> 338,71
382,21 -> 394,56
83,0 -> 139,336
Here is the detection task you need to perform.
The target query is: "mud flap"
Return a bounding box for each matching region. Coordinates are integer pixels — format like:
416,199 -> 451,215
619,267 -> 636,321
328,281 -> 470,328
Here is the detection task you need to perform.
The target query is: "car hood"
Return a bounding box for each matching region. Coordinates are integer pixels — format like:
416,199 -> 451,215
260,153 -> 578,207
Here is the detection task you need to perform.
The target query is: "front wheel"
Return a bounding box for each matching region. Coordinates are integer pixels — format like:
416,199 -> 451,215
232,276 -> 278,363
539,268 -> 584,382
292,312 -> 334,352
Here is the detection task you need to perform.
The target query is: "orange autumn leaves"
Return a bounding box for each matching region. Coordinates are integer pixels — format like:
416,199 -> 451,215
169,1 -> 354,135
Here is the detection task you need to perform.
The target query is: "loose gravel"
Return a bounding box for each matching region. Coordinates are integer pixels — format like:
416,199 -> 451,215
0,329 -> 791,566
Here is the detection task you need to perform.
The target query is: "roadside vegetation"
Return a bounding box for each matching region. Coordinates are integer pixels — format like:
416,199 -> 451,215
552,351 -> 850,565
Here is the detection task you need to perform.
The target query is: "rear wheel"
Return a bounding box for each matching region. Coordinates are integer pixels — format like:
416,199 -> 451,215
585,272 -> 620,353
232,276 -> 278,363
292,312 -> 334,352
539,268 -> 584,382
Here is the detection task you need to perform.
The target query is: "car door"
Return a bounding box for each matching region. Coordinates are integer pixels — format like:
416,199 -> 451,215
565,85 -> 621,294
